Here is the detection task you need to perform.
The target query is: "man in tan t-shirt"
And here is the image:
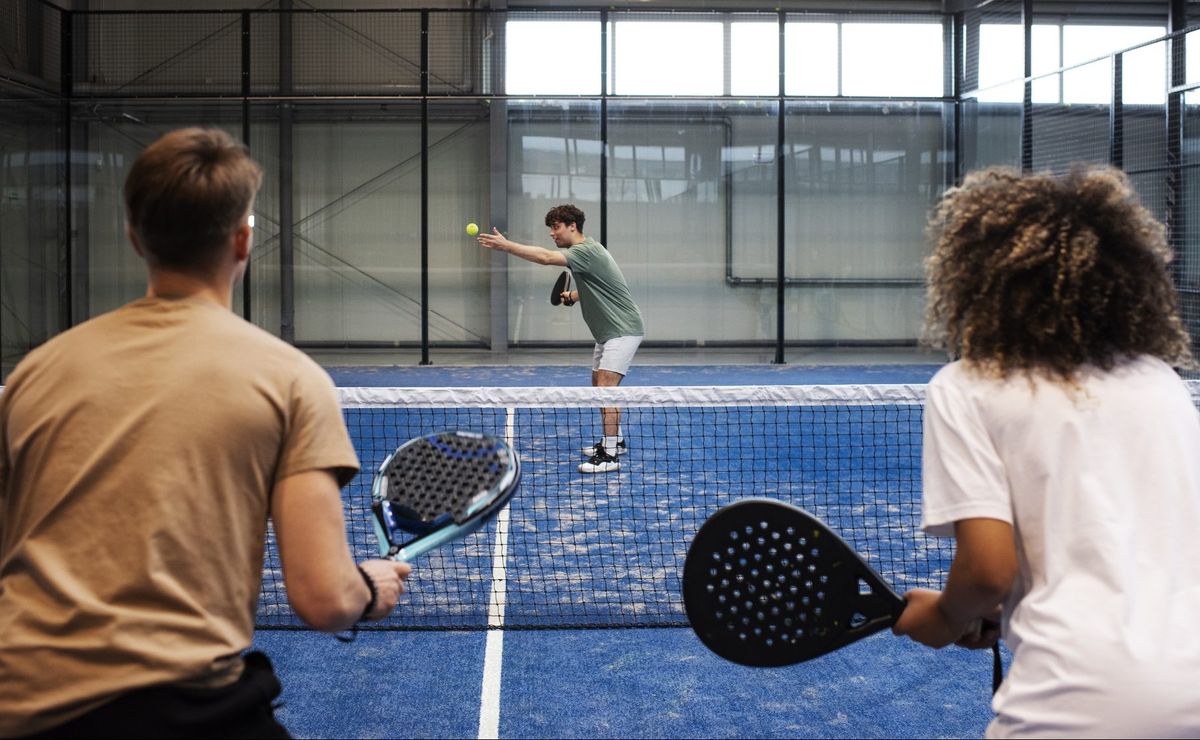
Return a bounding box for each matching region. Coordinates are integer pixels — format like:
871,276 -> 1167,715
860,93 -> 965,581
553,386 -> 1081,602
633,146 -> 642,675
0,128 -> 411,738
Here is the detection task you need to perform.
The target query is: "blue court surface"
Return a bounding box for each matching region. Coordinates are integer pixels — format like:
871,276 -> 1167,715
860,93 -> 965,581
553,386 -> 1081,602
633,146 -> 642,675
254,362 -> 1008,738
253,627 -> 1004,739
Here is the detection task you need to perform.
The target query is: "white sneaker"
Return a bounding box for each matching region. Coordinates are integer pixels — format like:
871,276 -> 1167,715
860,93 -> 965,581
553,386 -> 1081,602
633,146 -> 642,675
581,439 -> 627,457
579,445 -> 621,474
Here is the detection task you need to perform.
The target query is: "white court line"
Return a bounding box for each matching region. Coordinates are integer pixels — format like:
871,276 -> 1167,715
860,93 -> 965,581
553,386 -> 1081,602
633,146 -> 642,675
477,408 -> 514,740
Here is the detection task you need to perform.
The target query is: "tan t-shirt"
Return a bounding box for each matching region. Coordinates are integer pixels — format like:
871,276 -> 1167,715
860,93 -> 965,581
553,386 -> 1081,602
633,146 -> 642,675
0,296 -> 360,736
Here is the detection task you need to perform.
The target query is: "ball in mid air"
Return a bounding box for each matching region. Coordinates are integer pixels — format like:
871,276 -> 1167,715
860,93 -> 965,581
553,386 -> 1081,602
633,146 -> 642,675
466,223 -> 479,236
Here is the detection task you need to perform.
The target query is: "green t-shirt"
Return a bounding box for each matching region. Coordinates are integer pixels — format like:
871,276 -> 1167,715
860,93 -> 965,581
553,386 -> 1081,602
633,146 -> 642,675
563,237 -> 645,343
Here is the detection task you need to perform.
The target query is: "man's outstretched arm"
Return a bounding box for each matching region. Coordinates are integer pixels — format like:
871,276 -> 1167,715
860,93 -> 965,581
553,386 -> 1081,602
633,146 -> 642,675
477,228 -> 568,266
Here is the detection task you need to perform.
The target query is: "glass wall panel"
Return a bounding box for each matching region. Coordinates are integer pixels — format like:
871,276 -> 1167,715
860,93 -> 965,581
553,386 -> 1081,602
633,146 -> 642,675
784,101 -> 949,344
245,106 -> 281,337
0,97 -> 64,380
604,100 -> 778,346
727,101 -> 782,287
506,99 -> 601,345
289,102 -> 423,345
75,103 -> 246,319
428,101 -> 491,350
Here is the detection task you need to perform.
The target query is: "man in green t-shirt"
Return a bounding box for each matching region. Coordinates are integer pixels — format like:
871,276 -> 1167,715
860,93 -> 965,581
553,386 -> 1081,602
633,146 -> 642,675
478,204 -> 645,474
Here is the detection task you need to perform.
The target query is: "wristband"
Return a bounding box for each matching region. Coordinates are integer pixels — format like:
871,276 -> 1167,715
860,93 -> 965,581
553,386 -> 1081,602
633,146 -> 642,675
356,564 -> 378,621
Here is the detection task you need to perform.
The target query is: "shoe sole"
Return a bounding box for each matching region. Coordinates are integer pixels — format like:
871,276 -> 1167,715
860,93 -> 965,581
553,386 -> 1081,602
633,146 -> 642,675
578,463 -> 621,474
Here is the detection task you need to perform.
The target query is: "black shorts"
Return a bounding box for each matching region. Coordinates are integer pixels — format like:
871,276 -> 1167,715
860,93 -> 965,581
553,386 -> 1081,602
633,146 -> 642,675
25,651 -> 290,740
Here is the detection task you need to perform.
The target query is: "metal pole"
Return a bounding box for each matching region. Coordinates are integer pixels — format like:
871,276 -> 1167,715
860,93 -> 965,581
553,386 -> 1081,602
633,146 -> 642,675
775,11 -> 786,365
420,10 -> 430,365
241,11 -> 252,323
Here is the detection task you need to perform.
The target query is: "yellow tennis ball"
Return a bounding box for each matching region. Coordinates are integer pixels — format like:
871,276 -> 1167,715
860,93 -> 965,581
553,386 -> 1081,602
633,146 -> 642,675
466,223 -> 479,236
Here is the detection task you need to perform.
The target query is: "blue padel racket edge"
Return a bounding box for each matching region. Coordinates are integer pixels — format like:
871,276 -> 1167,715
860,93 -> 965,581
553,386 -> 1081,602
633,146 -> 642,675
370,431 -> 520,562
550,270 -> 571,306
683,498 -> 905,668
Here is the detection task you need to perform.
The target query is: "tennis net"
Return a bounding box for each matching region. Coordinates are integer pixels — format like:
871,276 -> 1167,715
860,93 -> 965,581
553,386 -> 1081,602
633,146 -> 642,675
255,383 -> 966,631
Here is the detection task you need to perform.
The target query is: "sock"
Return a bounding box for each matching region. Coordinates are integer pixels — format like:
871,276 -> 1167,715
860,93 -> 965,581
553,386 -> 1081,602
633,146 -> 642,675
604,436 -> 620,452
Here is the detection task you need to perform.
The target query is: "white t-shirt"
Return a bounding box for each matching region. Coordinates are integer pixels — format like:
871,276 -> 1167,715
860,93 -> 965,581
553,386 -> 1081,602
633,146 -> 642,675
922,357 -> 1200,739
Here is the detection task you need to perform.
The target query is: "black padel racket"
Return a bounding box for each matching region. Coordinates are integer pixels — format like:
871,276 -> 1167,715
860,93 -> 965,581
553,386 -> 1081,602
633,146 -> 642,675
370,431 -> 520,562
684,498 -> 1002,690
550,270 -> 572,306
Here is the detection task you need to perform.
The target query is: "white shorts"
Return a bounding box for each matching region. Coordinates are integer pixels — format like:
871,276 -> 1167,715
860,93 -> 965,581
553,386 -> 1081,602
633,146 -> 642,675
592,335 -> 643,376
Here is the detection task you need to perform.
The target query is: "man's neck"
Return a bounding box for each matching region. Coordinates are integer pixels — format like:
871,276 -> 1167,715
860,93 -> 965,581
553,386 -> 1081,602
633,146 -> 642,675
568,233 -> 587,246
145,269 -> 233,310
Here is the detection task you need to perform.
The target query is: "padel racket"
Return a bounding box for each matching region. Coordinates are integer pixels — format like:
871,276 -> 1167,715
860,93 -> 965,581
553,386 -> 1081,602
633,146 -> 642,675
684,498 -> 1001,689
370,431 -> 520,562
550,270 -> 572,306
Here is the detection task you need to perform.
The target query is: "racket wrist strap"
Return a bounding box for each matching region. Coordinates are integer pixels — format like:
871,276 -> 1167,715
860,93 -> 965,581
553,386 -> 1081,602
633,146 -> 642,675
356,564 -> 378,622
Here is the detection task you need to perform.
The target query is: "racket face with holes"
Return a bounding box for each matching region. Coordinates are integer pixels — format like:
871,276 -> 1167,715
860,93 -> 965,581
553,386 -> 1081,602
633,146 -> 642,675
550,270 -> 571,306
370,431 -> 520,562
683,498 -> 905,667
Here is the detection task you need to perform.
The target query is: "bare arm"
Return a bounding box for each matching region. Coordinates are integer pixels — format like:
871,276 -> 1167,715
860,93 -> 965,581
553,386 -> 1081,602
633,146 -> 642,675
893,517 -> 1016,648
271,469 -> 411,632
477,228 -> 568,266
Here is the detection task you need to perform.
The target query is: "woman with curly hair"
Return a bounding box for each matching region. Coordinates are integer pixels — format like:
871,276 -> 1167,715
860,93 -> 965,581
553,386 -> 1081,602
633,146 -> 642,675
892,165 -> 1200,738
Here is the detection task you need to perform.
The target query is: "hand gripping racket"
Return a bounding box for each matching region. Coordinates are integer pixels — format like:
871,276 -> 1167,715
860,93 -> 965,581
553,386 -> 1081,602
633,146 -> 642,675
370,431 -> 521,562
683,498 -> 1002,691
550,270 -> 572,306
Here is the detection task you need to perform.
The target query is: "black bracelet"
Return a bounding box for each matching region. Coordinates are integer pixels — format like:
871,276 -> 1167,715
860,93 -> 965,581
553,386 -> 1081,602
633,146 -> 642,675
356,564 -> 377,622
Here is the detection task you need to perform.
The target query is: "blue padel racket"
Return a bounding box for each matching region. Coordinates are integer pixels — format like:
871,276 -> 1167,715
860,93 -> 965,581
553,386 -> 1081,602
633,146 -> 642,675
683,498 -> 1001,690
370,431 -> 520,562
550,270 -> 572,306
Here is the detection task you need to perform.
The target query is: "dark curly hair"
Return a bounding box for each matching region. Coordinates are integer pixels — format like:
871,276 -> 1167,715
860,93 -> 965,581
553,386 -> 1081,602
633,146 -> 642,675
923,165 -> 1194,381
544,204 -> 585,232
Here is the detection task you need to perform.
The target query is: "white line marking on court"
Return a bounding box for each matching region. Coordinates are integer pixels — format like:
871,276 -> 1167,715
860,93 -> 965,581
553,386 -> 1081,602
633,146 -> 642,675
478,408 -> 514,740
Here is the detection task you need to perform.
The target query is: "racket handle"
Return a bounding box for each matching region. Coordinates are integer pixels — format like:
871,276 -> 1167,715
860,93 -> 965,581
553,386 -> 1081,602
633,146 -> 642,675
992,642 -> 1003,694
391,523 -> 467,562
963,618 -> 983,640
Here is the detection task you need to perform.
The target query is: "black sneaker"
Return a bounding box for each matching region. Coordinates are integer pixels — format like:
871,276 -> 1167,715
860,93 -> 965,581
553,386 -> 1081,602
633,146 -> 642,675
581,439 -> 627,457
578,444 -> 621,474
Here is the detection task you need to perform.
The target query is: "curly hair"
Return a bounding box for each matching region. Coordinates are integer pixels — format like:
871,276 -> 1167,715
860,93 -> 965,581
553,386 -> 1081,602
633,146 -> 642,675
544,204 -> 586,232
923,165 -> 1194,381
